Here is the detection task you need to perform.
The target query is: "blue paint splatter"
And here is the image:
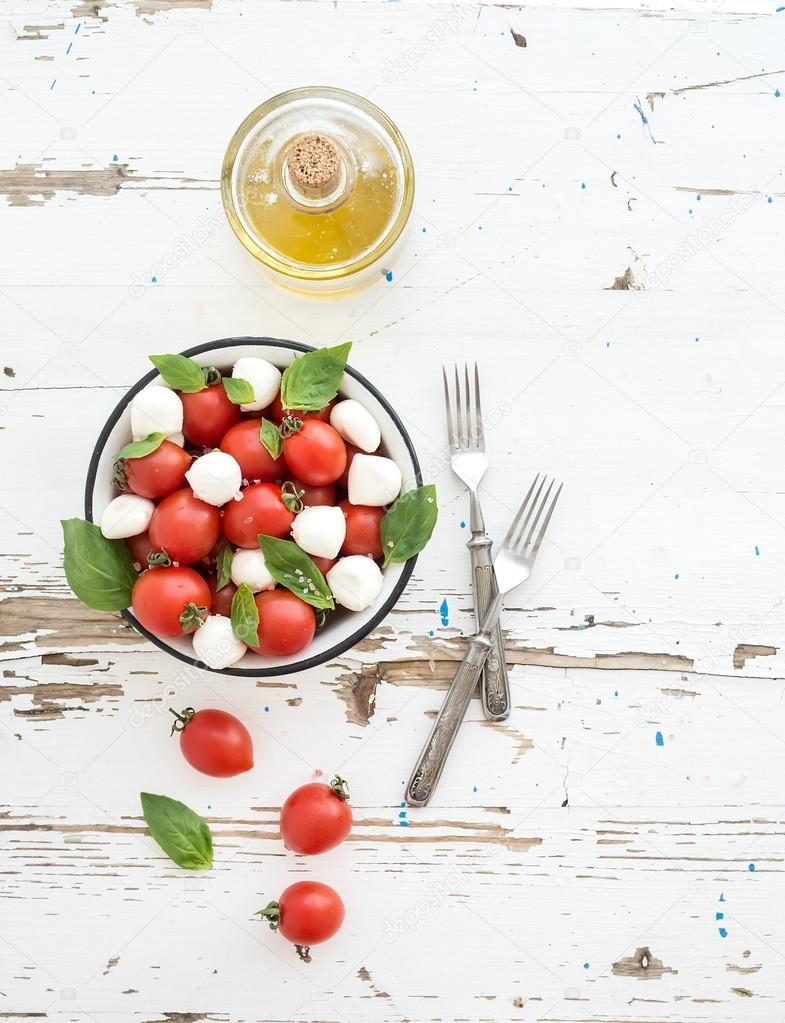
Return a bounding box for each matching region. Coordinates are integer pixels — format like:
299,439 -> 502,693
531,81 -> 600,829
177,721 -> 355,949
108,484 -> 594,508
472,785 -> 478,793
459,520 -> 466,529
151,275 -> 157,284
696,194 -> 702,201
776,88 -> 781,97
755,545 -> 760,556
66,41 -> 72,54
777,5 -> 785,11
655,731 -> 664,746
616,132 -> 621,139
398,802 -> 409,827
112,154 -> 118,162
384,270 -> 393,282
768,196 -> 773,203
50,79 -> 56,90
398,810 -> 407,818
716,911 -> 724,920
264,705 -> 270,712
748,862 -> 756,871
674,573 -> 680,580
719,893 -> 725,901
614,690 -> 619,697
428,629 -> 434,637
421,227 -> 427,233
694,336 -> 699,342
580,182 -> 587,190
633,99 -> 658,144
583,962 -> 590,969
75,21 -> 81,33
399,819 -> 409,827
439,598 -> 449,626
719,927 -> 728,938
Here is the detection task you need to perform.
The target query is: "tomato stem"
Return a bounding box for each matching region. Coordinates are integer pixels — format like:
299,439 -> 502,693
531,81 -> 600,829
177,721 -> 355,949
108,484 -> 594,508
279,415 -> 303,439
280,481 -> 305,514
179,602 -> 207,633
295,944 -> 312,963
169,707 -> 195,736
329,775 -> 350,801
255,901 -> 281,931
148,549 -> 172,568
111,461 -> 127,491
203,366 -> 221,387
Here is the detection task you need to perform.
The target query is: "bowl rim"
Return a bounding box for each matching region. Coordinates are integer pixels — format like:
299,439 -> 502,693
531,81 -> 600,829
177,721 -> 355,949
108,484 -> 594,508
84,336 -> 422,677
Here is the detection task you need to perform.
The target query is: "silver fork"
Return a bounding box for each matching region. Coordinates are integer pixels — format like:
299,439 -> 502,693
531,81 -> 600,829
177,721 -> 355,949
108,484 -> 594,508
444,364 -> 511,721
406,474 -> 563,807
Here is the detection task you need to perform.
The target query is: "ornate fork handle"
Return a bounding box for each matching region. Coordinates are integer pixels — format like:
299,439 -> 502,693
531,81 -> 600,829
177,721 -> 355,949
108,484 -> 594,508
406,593 -> 503,807
468,532 -> 511,721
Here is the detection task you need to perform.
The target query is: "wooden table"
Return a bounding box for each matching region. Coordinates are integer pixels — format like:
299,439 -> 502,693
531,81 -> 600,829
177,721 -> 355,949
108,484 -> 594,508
2,1 -> 784,1019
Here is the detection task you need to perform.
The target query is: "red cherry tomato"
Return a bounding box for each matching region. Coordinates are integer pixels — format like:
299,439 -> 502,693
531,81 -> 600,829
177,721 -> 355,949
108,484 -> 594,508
310,555 -> 336,576
180,383 -> 241,448
258,881 -> 344,949
220,419 -> 286,482
286,479 -> 337,507
222,482 -> 294,548
336,442 -> 361,491
131,566 -> 211,637
283,420 -> 346,486
122,440 -> 192,500
339,500 -> 384,559
249,589 -> 315,656
149,488 -> 220,564
271,395 -> 334,424
280,776 -> 353,854
126,530 -> 155,569
171,707 -> 253,778
207,574 -> 237,617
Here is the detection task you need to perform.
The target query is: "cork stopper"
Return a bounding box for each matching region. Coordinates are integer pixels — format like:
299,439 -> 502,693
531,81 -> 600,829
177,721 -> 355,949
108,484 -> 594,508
286,134 -> 341,198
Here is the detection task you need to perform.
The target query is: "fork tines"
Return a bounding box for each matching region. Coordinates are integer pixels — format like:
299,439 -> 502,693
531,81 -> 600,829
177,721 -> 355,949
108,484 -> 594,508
505,473 -> 563,562
442,363 -> 484,451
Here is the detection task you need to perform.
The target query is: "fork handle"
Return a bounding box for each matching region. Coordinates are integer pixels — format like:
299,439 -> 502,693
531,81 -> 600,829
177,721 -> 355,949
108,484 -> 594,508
468,533 -> 511,721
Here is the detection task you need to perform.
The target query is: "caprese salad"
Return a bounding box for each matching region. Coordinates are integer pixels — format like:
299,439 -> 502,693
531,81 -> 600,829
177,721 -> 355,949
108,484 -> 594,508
62,342 -> 437,670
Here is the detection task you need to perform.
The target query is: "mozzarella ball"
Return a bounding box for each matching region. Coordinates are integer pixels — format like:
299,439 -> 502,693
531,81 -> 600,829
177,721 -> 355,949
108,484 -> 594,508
327,556 -> 384,612
100,494 -> 155,540
232,357 -> 282,412
193,614 -> 247,669
230,548 -> 275,592
185,451 -> 242,506
291,505 -> 346,560
130,386 -> 183,441
348,454 -> 402,507
330,399 -> 381,453
168,431 -> 185,447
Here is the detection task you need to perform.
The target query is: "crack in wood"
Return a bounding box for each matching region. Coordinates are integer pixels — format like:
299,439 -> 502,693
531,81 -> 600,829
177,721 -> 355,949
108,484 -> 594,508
0,596 -> 136,654
612,946 -> 678,979
0,163 -> 215,207
647,67 -> 785,108
733,643 -> 777,669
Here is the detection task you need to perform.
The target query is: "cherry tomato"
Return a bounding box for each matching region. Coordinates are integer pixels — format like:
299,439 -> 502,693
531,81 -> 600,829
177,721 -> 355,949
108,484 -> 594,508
250,589 -> 315,657
207,574 -> 237,617
222,482 -> 294,548
310,555 -> 336,576
149,488 -> 220,564
280,776 -> 353,855
126,530 -> 155,569
170,707 -> 253,778
271,395 -> 334,425
181,383 -> 241,448
258,881 -> 344,951
131,566 -> 211,637
122,440 -> 192,500
283,420 -> 346,486
220,419 -> 286,483
336,442 -> 361,491
286,479 -> 337,507
339,500 -> 384,559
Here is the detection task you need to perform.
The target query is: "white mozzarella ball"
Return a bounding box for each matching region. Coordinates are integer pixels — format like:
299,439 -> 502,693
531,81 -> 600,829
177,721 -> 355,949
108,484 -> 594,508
168,431 -> 185,447
327,556 -> 384,612
291,505 -> 346,560
347,454 -> 402,507
100,494 -> 155,540
193,614 -> 247,669
232,357 -> 282,412
185,451 -> 242,506
130,386 -> 183,441
230,548 -> 275,592
330,399 -> 381,453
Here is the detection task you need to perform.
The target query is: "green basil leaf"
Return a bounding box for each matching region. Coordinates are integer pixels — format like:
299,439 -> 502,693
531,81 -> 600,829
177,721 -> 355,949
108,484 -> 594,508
216,543 -> 234,592
258,535 -> 335,610
61,518 -> 138,611
223,377 -> 255,405
279,341 -> 352,412
114,432 -> 166,461
260,418 -> 282,460
231,582 -> 259,645
140,792 -> 213,871
381,484 -> 438,567
149,353 -> 206,393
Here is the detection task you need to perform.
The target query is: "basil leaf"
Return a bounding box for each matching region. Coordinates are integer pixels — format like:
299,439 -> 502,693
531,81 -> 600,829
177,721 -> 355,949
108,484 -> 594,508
223,377 -> 254,405
231,582 -> 259,645
381,484 -> 438,567
216,543 -> 234,591
61,518 -> 138,611
140,792 -> 213,871
260,418 -> 282,460
149,353 -> 205,393
257,535 -> 334,610
279,342 -> 352,412
114,432 -> 166,461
